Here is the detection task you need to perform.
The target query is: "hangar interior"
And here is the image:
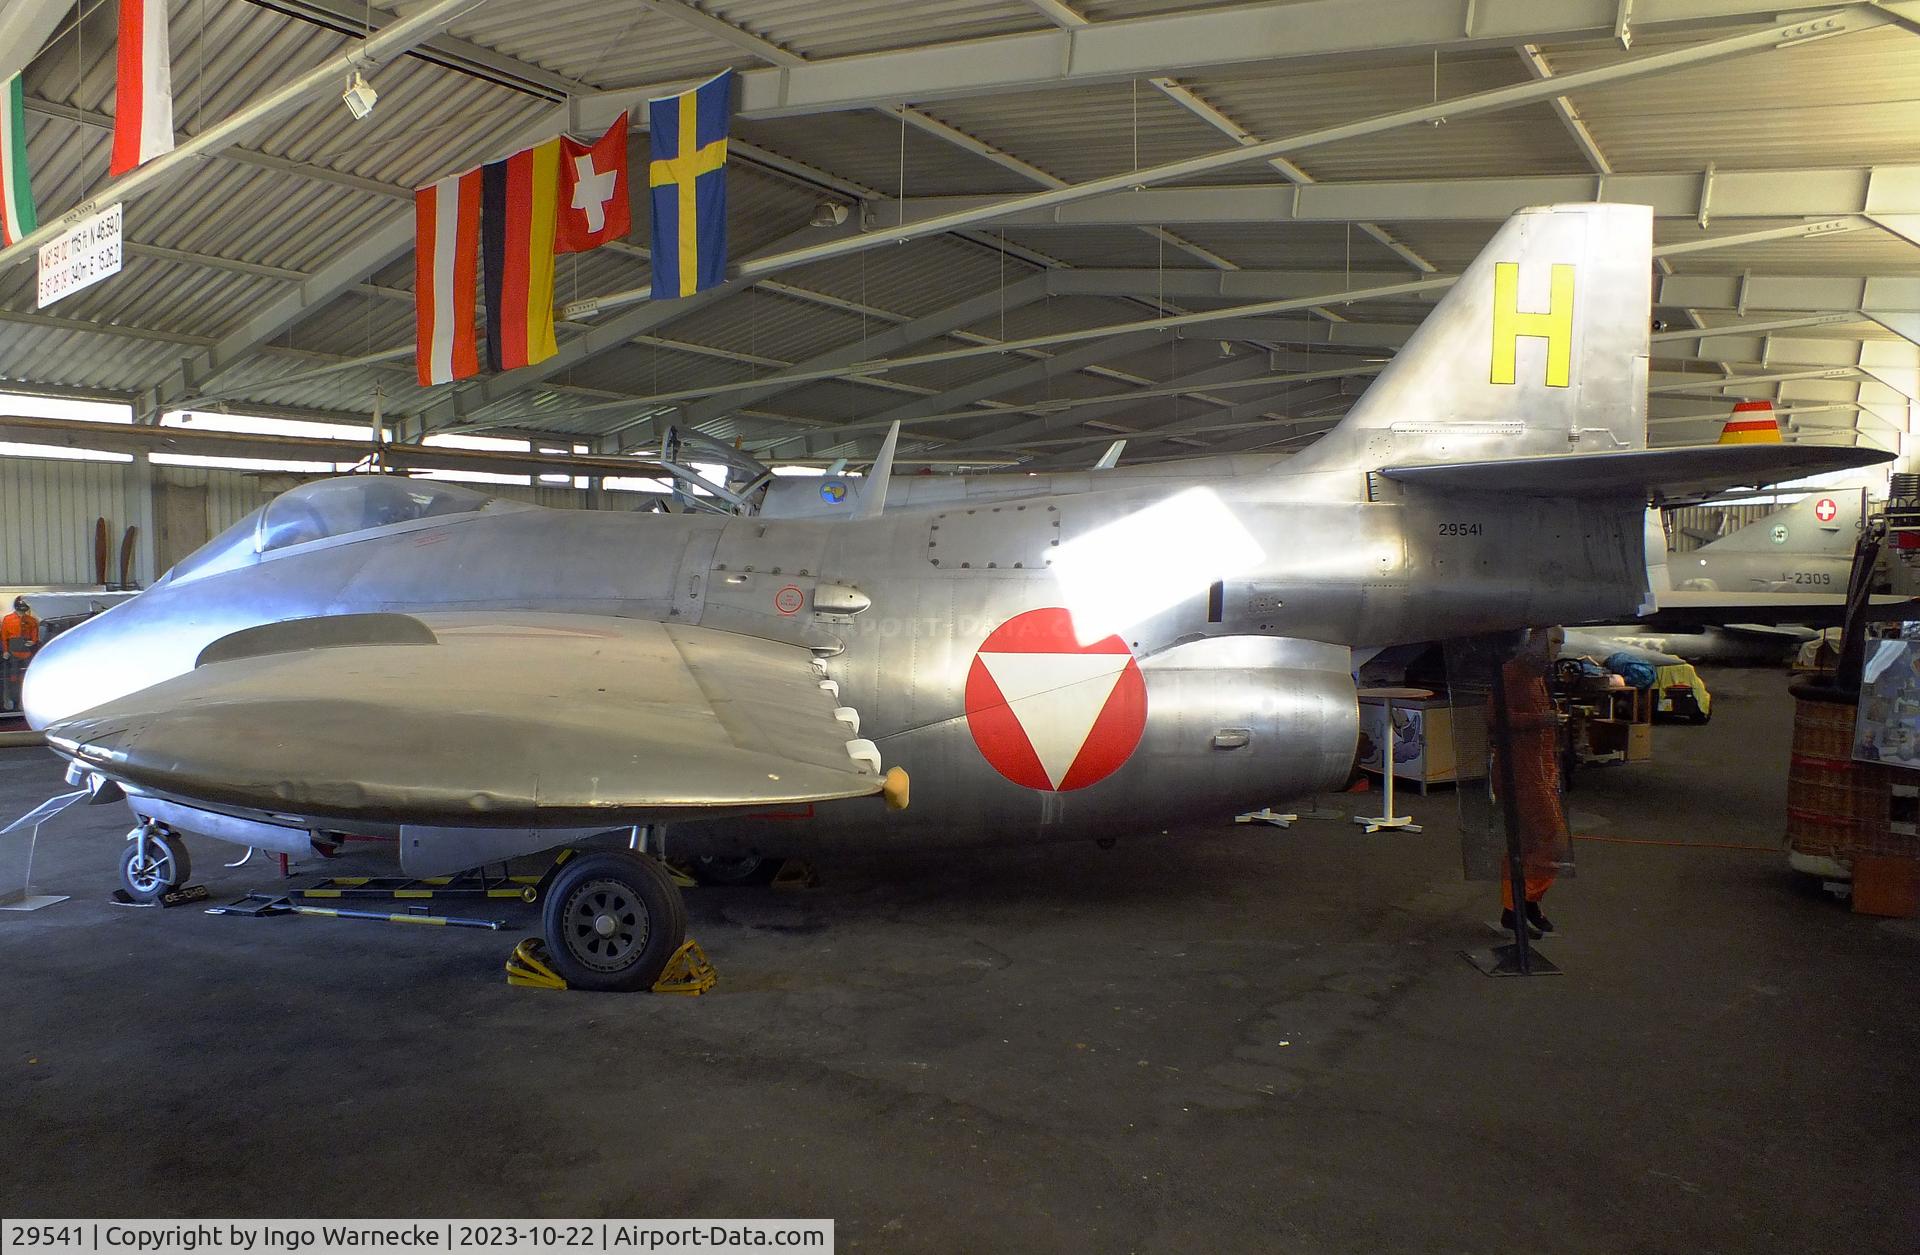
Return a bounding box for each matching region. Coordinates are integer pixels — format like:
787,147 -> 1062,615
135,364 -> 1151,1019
1,1 -> 1918,1248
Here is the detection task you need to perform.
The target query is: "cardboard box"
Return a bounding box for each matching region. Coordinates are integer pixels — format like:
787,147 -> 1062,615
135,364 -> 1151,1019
1627,722 -> 1653,763
1852,855 -> 1920,918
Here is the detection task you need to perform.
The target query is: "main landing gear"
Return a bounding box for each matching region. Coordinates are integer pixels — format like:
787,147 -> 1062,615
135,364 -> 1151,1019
539,849 -> 689,992
119,823 -> 192,903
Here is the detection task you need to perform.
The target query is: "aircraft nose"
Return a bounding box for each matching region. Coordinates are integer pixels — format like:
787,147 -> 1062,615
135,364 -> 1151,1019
22,612 -> 115,731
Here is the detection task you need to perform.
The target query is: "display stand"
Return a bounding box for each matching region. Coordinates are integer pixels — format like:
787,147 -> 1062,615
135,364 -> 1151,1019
0,789 -> 86,912
1235,807 -> 1299,827
1353,687 -> 1432,832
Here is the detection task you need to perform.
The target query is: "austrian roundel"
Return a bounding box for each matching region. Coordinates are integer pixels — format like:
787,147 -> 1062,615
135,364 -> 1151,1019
963,608 -> 1148,792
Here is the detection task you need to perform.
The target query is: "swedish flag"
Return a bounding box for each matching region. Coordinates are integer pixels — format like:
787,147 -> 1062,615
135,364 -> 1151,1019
648,69 -> 732,301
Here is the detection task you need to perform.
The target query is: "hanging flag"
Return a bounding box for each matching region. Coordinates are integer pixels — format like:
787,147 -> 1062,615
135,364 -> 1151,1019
414,168 -> 484,386
556,111 -> 630,255
481,138 -> 561,372
110,0 -> 174,177
648,69 -> 732,300
1,73 -> 34,246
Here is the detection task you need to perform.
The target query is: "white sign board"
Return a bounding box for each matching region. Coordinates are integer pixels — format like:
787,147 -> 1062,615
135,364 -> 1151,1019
37,201 -> 123,308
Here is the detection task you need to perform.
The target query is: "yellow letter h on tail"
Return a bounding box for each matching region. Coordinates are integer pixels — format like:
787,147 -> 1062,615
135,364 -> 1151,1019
1491,262 -> 1575,388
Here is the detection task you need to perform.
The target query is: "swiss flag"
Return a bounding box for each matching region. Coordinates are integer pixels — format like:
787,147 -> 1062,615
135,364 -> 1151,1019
555,112 -> 631,255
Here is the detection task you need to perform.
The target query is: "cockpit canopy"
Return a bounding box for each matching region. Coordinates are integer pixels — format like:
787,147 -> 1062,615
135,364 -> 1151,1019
167,477 -> 500,584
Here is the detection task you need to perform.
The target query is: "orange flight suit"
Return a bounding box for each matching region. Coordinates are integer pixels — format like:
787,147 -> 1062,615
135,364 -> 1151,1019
1493,647 -> 1567,908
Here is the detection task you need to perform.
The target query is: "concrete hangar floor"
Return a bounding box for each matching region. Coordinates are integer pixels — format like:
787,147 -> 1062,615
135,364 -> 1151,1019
1,668 -> 1914,1251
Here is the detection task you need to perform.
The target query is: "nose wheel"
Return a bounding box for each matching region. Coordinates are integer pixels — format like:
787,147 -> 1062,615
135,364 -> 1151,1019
540,849 -> 687,992
119,824 -> 192,903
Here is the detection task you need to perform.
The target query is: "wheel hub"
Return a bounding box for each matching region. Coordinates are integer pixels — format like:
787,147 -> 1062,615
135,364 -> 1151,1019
562,878 -> 650,972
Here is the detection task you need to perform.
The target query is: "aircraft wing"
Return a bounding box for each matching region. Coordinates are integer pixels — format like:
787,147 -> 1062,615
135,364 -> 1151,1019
1382,444 -> 1890,505
43,613 -> 885,827
1625,591 -> 1920,630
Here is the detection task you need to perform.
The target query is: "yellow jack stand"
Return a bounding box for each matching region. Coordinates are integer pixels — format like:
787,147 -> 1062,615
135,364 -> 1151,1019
505,937 -> 568,989
652,939 -> 718,995
771,859 -> 819,891
662,862 -> 700,888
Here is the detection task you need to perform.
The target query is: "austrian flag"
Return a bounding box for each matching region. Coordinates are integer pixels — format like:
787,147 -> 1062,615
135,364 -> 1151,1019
111,0 -> 174,177
414,169 -> 483,386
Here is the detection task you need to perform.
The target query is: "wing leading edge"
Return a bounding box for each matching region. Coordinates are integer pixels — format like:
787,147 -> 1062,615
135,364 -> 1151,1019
44,613 -> 885,828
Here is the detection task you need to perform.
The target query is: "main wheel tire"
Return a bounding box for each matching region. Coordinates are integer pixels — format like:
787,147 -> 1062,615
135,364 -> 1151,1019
688,853 -> 780,886
540,850 -> 687,992
120,830 -> 191,903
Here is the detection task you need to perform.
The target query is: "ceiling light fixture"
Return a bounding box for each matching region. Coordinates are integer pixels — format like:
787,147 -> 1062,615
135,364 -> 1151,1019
343,71 -> 379,121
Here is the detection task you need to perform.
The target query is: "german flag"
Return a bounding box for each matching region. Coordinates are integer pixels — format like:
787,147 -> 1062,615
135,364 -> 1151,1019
481,138 -> 561,372
1718,399 -> 1782,445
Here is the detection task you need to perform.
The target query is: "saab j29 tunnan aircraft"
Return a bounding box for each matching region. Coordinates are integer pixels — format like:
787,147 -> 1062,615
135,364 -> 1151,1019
23,203 -> 1888,990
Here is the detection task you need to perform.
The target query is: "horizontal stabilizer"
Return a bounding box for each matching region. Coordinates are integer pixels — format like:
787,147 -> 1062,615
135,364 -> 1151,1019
1382,443 -> 1890,505
1637,590 -> 1920,630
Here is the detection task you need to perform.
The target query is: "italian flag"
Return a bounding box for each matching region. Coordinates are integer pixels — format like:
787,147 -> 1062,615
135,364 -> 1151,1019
1,73 -> 33,246
110,0 -> 173,177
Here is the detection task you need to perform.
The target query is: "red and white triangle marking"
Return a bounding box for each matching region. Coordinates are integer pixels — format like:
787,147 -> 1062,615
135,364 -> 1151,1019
964,608 -> 1148,792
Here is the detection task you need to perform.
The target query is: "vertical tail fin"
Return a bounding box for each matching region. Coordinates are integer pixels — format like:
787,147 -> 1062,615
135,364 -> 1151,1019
853,421 -> 901,520
1695,487 -> 1863,556
1292,203 -> 1652,473
1718,400 -> 1784,445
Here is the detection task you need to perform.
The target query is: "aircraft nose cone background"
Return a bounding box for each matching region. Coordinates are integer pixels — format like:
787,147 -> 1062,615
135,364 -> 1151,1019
20,618 -> 92,730
21,607 -> 146,731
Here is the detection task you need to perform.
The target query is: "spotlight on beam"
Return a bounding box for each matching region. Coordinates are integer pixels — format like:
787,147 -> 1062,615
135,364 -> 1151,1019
343,71 -> 378,121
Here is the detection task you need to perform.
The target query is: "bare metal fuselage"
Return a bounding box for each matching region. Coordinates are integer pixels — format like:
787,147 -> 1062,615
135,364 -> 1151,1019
26,472 -> 1645,857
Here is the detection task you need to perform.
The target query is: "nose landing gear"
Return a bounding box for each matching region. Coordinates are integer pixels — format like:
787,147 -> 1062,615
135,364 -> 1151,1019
119,823 -> 192,903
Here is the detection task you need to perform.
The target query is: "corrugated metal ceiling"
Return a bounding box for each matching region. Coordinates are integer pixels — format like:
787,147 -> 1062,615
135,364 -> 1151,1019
0,0 -> 1913,463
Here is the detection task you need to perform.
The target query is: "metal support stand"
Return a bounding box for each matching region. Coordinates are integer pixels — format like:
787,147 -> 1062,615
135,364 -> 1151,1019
1463,654 -> 1560,977
1291,796 -> 1345,822
0,789 -> 85,911
1235,807 -> 1300,828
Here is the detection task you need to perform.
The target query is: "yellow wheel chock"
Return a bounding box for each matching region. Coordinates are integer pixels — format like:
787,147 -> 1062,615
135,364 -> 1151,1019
505,937 -> 568,990
771,859 -> 819,891
651,939 -> 719,995
504,936 -> 718,994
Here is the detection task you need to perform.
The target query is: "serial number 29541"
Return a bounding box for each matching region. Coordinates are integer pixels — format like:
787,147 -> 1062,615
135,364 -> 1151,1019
1436,522 -> 1484,536
9,1228 -> 86,1247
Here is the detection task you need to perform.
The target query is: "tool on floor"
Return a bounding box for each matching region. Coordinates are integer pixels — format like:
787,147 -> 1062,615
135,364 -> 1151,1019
207,893 -> 505,929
